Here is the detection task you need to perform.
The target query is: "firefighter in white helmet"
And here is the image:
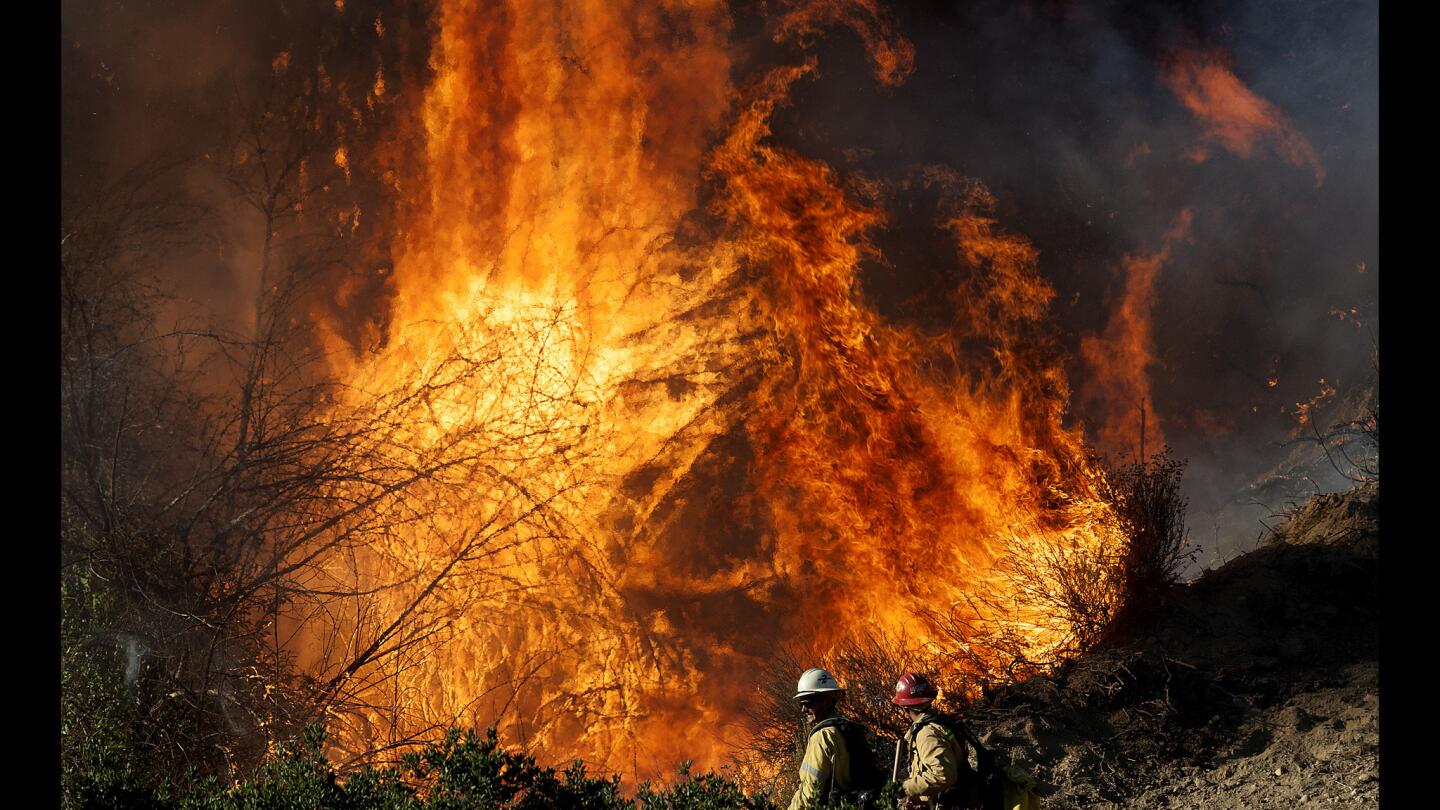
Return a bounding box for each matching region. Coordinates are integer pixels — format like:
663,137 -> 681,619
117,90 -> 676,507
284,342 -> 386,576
787,667 -> 852,810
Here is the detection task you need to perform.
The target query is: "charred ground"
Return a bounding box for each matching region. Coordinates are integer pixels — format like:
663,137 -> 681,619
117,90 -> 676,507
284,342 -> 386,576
962,481 -> 1379,808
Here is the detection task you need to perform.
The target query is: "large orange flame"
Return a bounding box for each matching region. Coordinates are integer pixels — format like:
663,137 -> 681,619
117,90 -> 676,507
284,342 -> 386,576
302,0 -> 1130,782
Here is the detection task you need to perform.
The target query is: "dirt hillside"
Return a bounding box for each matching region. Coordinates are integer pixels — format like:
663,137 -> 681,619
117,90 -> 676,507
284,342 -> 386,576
963,482 -> 1379,808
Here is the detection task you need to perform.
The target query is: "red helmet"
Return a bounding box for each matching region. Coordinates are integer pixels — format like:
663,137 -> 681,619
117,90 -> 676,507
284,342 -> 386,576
892,672 -> 938,706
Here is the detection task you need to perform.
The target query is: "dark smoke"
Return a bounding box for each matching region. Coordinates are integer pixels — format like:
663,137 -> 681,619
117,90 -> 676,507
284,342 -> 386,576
762,0 -> 1378,568
62,0 -> 429,342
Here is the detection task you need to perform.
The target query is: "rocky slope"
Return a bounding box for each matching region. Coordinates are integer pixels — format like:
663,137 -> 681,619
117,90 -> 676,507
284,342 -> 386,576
964,482 -> 1379,808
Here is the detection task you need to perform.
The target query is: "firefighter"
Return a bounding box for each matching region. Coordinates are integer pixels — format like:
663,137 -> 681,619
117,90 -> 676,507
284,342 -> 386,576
787,667 -> 852,810
893,672 -> 974,810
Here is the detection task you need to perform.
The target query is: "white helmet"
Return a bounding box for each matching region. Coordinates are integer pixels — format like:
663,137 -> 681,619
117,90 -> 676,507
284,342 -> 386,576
793,667 -> 845,700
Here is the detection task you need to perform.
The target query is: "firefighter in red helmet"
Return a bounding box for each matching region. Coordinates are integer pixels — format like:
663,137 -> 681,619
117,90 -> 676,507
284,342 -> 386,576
893,672 -> 975,809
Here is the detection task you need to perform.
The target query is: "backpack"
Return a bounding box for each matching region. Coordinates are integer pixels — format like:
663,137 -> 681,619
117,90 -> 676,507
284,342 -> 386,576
907,714 -> 979,809
912,716 -> 1040,810
810,716 -> 884,808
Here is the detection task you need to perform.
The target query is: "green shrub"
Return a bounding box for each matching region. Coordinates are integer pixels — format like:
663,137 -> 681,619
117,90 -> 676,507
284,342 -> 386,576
406,728 -> 626,810
176,725 -> 414,810
62,561 -> 171,810
62,722 -> 777,809
636,762 -> 774,810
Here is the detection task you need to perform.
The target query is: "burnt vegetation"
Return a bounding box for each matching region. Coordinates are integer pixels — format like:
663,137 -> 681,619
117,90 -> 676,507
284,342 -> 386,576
921,447 -> 1197,690
1099,451 -> 1196,640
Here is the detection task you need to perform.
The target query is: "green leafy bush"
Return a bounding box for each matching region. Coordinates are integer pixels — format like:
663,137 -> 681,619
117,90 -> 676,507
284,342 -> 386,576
63,721 -> 794,809
636,762 -> 774,810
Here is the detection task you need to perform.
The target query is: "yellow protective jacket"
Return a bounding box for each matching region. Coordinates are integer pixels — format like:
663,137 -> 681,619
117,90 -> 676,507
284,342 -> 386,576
787,722 -> 851,810
902,713 -> 965,802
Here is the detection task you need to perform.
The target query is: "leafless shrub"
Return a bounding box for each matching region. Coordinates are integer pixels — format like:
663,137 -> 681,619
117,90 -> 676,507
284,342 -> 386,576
943,532 -> 1119,688
61,68 -> 600,785
1299,388 -> 1379,487
921,450 -> 1192,693
64,236 -> 594,783
1099,450 -> 1194,638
